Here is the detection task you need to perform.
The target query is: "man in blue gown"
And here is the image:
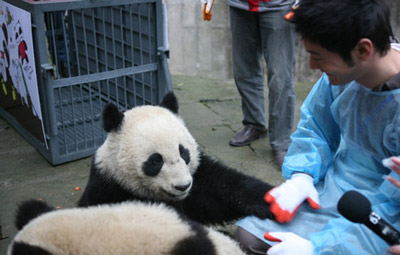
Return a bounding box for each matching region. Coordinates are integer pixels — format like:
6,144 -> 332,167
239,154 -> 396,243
234,0 -> 400,254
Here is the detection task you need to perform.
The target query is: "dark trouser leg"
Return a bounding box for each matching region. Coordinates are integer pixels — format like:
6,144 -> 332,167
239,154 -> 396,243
233,226 -> 271,255
259,8 -> 296,151
229,7 -> 266,130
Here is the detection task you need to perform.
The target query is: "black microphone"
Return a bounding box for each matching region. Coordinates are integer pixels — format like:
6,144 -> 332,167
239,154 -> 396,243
337,190 -> 400,245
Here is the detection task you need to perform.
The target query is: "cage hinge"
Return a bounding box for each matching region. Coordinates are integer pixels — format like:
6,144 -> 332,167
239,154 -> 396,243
158,47 -> 170,60
41,63 -> 54,76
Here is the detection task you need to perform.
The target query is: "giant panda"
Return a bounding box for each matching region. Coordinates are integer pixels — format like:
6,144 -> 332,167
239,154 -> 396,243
78,92 -> 275,225
7,199 -> 246,255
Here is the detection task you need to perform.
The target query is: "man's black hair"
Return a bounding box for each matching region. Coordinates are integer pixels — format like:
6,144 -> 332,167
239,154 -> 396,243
291,0 -> 394,65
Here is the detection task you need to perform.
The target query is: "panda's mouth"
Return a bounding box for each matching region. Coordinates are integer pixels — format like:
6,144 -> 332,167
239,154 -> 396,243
160,189 -> 188,200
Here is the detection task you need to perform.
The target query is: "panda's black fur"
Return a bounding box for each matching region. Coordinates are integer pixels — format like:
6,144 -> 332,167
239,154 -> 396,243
15,199 -> 53,230
8,199 -> 246,255
78,92 -> 275,225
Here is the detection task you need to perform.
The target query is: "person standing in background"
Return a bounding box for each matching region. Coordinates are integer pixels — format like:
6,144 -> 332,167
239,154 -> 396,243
228,0 -> 296,168
202,0 -> 297,168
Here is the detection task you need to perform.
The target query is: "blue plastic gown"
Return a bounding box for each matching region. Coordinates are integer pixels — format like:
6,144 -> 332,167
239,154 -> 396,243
237,72 -> 400,254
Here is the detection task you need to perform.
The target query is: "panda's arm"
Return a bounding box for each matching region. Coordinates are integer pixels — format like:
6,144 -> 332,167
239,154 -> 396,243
180,154 -> 275,225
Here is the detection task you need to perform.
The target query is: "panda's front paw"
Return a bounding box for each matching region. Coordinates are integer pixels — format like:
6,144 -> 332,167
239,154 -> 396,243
247,203 -> 274,220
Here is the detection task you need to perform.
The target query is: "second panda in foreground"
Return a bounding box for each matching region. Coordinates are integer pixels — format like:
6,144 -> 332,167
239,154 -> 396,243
78,92 -> 275,225
8,200 -> 245,255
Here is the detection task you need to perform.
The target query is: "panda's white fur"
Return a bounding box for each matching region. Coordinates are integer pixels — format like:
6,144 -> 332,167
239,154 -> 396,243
78,92 -> 274,226
8,201 -> 245,255
96,105 -> 199,201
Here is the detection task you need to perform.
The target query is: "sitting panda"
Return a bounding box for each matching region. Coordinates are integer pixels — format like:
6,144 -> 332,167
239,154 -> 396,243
7,199 -> 245,255
78,92 -> 275,225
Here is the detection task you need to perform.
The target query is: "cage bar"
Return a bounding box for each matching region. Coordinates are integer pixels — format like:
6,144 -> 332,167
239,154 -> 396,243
0,0 -> 172,165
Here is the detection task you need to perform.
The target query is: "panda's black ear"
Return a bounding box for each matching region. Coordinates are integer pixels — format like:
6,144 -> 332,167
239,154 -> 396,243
103,103 -> 124,132
160,92 -> 179,114
15,199 -> 54,230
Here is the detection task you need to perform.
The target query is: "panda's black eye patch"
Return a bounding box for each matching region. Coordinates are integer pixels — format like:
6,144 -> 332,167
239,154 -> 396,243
179,144 -> 190,165
143,153 -> 163,177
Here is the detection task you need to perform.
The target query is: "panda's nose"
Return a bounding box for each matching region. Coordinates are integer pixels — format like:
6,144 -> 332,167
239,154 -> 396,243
175,183 -> 191,192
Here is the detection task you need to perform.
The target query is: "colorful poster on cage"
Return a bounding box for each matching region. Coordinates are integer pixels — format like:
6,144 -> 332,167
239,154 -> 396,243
0,1 -> 47,147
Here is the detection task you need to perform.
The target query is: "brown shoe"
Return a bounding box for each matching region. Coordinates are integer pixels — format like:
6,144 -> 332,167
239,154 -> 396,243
273,150 -> 287,169
229,125 -> 267,146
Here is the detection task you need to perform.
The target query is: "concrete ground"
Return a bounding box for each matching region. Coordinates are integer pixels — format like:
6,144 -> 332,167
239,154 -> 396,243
0,75 -> 313,254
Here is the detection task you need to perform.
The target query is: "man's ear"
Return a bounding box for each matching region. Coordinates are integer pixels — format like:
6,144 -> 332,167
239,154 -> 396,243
355,38 -> 374,62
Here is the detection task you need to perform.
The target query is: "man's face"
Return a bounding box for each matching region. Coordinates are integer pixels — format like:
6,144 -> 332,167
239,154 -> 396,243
304,39 -> 360,85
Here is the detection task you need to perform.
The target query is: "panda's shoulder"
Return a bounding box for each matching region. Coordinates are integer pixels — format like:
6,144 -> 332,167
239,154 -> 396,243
195,153 -> 239,176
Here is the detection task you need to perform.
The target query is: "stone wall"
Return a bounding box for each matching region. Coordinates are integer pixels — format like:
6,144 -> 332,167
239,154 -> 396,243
164,0 -> 400,82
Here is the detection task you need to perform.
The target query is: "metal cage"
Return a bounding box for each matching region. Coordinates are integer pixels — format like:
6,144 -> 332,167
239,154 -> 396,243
0,0 -> 172,165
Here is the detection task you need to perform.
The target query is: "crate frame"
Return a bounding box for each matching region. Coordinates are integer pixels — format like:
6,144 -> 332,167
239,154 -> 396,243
0,0 -> 172,165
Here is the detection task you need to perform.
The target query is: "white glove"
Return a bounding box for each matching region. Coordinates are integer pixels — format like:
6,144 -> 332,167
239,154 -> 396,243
200,0 -> 214,21
264,232 -> 314,255
200,0 -> 214,13
264,173 -> 320,223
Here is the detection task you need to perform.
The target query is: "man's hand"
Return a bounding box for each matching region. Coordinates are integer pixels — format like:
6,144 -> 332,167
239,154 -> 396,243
383,156 -> 400,188
265,173 -> 320,223
264,232 -> 314,255
388,244 -> 400,255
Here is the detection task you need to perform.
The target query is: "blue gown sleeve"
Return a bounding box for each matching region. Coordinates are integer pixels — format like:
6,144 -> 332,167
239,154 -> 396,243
282,74 -> 341,183
383,107 -> 400,156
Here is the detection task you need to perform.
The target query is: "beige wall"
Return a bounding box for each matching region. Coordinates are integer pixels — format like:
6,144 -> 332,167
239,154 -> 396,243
165,0 -> 233,79
164,0 -> 400,82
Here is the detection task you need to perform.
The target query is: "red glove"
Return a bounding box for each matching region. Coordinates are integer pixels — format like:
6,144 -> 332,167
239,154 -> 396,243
265,173 -> 320,223
265,232 -> 314,255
